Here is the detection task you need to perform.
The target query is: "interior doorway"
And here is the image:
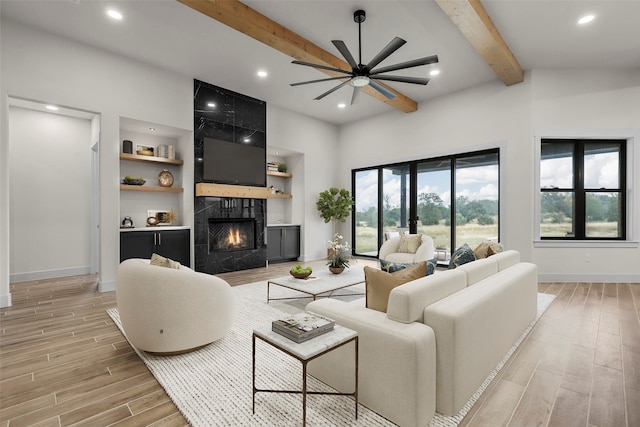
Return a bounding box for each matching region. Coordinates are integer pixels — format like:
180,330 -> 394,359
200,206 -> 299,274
8,97 -> 100,282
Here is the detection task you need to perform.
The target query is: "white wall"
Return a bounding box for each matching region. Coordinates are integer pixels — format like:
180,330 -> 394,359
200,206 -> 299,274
267,104 -> 339,261
9,107 -> 91,280
337,69 -> 640,282
1,19 -> 193,300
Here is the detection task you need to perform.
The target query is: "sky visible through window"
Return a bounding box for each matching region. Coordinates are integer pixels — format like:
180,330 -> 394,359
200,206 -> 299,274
540,151 -> 618,189
355,165 -> 499,210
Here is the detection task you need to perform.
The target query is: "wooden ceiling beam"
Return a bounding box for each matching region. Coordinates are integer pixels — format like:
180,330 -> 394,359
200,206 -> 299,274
435,0 -> 524,85
178,0 -> 418,113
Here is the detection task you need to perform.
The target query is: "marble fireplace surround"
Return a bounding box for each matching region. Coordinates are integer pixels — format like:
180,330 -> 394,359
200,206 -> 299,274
193,79 -> 268,274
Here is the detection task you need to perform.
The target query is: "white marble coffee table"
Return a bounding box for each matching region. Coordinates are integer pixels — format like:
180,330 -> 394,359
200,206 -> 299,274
266,265 -> 365,303
252,324 -> 358,426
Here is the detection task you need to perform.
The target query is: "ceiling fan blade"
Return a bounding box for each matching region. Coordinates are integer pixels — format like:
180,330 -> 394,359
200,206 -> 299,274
373,75 -> 430,85
291,60 -> 352,75
332,40 -> 358,70
314,79 -> 353,100
369,80 -> 396,100
291,76 -> 350,87
351,86 -> 361,105
370,55 -> 439,75
366,37 -> 406,70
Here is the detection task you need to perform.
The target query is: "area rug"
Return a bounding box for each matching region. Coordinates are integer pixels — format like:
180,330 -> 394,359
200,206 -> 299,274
107,282 -> 555,427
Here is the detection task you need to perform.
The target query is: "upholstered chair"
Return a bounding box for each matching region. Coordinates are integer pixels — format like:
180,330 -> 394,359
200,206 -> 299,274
116,258 -> 236,354
379,234 -> 435,264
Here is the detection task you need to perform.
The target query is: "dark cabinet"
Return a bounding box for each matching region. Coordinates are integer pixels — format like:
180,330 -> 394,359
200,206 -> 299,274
266,225 -> 300,263
120,229 -> 190,266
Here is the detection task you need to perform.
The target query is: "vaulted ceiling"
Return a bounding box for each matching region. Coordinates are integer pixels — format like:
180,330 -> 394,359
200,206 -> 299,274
2,0 -> 639,125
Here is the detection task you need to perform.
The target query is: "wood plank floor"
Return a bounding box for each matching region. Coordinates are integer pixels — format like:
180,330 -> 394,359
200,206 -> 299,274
1,259 -> 638,426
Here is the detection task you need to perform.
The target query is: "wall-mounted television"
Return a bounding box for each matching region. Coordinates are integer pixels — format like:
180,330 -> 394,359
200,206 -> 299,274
203,137 -> 266,187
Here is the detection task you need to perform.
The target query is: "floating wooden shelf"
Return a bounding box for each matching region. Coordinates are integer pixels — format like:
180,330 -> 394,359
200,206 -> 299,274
120,184 -> 183,193
267,170 -> 292,178
120,153 -> 184,166
195,183 -> 291,199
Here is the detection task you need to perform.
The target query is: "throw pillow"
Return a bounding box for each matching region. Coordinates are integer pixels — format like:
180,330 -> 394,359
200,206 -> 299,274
398,234 -> 422,254
448,243 -> 476,269
474,241 -> 504,259
150,253 -> 181,269
365,262 -> 427,312
380,258 -> 438,276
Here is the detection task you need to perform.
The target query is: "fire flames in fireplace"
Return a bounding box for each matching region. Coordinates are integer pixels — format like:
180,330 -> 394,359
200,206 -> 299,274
209,218 -> 256,252
226,227 -> 243,248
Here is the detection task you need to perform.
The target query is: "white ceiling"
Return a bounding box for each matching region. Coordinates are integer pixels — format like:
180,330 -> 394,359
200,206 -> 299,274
2,0 -> 639,126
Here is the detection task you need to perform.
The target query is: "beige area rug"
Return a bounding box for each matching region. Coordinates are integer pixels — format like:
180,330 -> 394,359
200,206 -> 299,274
107,281 -> 555,427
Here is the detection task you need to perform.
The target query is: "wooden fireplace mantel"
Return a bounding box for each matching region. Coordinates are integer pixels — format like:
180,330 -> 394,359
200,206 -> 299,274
195,183 -> 292,199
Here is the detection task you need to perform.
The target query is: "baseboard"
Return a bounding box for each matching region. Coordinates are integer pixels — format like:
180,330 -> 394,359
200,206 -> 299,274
9,266 -> 91,283
99,280 -> 115,292
539,272 -> 640,283
0,293 -> 12,308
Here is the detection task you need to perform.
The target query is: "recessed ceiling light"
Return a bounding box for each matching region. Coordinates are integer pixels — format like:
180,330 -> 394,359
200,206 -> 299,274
578,14 -> 595,25
106,9 -> 123,21
207,102 -> 216,108
430,70 -> 440,76
338,103 -> 346,109
257,70 -> 268,78
149,127 -> 156,132
45,105 -> 59,111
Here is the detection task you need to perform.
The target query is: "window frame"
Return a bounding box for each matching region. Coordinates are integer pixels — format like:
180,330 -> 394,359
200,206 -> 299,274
534,130 -> 638,248
351,148 -> 501,258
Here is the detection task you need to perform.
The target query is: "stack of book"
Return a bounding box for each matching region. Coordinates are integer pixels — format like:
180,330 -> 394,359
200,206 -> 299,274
272,312 -> 335,343
267,162 -> 280,172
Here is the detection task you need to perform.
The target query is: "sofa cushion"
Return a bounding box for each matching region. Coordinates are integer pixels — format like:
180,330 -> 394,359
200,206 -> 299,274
380,258 -> 438,275
473,241 -> 504,259
365,262 -> 427,312
150,253 -> 181,269
386,269 -> 468,324
398,234 -> 422,254
491,250 -> 520,271
458,257 -> 498,286
448,243 -> 476,269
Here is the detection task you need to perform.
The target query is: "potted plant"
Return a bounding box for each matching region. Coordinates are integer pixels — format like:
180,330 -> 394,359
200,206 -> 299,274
316,187 -> 353,235
327,234 -> 350,274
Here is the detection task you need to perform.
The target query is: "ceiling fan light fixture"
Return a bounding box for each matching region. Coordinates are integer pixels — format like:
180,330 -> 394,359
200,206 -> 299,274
352,76 -> 370,87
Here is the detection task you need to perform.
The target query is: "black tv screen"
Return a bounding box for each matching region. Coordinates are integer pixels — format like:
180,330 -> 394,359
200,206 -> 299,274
203,138 -> 266,186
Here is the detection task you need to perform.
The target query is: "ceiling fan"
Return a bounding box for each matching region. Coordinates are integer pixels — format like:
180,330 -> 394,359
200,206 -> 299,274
290,9 -> 439,105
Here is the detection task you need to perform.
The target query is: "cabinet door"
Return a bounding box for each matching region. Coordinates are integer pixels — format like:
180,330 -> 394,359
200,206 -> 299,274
266,227 -> 282,261
157,229 -> 190,267
282,226 -> 300,260
120,232 -> 154,262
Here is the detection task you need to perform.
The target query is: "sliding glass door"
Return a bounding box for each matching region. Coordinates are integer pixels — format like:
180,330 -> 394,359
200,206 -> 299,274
353,149 -> 500,258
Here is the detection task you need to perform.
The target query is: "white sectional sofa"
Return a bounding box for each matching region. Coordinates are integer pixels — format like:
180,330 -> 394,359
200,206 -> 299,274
306,250 -> 538,427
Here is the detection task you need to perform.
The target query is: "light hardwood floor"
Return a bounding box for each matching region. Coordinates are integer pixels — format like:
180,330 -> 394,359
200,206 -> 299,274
1,259 -> 638,426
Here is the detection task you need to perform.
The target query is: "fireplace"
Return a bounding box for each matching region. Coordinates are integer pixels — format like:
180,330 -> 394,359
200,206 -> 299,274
209,218 -> 256,252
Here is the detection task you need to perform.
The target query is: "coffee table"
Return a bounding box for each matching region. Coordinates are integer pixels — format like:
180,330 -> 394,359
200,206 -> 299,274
267,265 -> 365,303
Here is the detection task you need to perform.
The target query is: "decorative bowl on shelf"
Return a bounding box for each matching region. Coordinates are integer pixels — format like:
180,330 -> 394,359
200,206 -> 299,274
136,149 -> 154,156
290,271 -> 312,280
123,178 -> 146,185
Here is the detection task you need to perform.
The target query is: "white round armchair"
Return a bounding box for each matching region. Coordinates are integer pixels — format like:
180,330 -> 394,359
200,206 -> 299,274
116,258 -> 236,354
379,234 -> 435,264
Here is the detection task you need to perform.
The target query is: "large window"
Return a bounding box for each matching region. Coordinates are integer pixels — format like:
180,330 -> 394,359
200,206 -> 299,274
540,139 -> 626,240
353,149 -> 500,257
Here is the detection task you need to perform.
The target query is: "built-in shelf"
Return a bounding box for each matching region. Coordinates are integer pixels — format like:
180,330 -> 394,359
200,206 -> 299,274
196,183 -> 292,199
267,170 -> 292,178
120,184 -> 183,193
120,153 -> 184,166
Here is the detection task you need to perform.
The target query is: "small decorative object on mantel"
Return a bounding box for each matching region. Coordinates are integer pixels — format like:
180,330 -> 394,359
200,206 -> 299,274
158,169 -> 174,187
327,233 -> 351,274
